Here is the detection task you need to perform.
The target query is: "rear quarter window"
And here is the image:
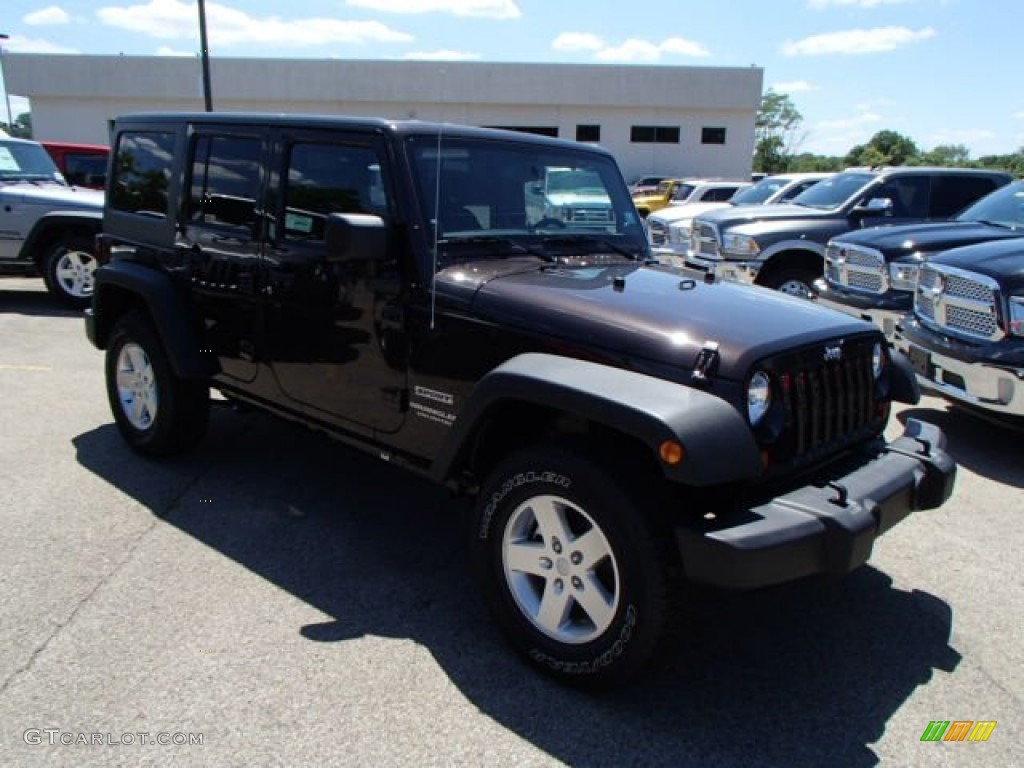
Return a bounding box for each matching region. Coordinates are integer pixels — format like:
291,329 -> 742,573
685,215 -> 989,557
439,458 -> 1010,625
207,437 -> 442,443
931,176 -> 1004,218
110,131 -> 176,217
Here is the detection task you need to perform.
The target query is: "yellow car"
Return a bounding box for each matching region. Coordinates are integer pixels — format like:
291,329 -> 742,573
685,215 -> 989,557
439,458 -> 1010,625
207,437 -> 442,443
631,178 -> 687,218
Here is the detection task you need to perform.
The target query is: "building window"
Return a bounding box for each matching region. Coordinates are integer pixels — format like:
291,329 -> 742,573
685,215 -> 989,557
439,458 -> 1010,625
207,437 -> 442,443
702,127 -> 727,145
630,126 -> 680,144
576,124 -> 601,142
486,126 -> 559,138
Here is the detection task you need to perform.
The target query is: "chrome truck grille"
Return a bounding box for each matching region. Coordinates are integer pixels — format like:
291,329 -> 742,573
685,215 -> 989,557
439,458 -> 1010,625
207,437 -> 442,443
824,243 -> 886,294
915,265 -> 1002,342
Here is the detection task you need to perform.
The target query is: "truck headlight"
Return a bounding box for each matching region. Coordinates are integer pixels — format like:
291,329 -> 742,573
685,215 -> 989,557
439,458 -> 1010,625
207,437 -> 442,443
747,370 -> 772,425
888,262 -> 920,291
1009,297 -> 1024,337
722,233 -> 760,257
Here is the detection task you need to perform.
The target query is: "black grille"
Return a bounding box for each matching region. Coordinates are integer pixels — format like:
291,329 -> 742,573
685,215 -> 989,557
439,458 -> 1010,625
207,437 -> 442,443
762,336 -> 884,468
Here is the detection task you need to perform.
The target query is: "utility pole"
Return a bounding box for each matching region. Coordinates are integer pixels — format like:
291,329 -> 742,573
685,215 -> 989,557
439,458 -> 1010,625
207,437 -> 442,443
0,34 -> 14,131
197,0 -> 213,111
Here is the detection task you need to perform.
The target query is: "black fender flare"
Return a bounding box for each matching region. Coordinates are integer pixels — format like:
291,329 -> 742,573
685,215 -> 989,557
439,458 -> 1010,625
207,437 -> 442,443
90,260 -> 215,379
21,210 -> 103,263
888,348 -> 921,405
431,353 -> 763,487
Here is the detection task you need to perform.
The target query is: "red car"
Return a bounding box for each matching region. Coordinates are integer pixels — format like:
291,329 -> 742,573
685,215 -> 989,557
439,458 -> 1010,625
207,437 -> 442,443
40,141 -> 110,189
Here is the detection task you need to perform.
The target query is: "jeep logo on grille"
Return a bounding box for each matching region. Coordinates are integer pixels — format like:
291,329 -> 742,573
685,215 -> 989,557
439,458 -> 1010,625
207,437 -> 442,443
823,344 -> 843,362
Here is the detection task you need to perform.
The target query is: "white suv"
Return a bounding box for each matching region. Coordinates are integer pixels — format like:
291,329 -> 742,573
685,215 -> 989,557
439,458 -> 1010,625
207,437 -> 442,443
647,173 -> 831,268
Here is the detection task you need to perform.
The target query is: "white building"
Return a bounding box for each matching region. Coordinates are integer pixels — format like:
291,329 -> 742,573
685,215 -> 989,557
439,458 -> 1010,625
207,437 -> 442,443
5,54 -> 762,181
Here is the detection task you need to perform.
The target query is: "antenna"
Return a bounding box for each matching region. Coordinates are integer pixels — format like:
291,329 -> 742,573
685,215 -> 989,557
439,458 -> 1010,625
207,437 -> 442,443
430,66 -> 446,331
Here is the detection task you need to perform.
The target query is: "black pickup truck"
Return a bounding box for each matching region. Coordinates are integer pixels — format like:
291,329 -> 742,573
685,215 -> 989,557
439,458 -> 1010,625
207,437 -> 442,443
816,180 -> 1024,338
85,113 -> 956,686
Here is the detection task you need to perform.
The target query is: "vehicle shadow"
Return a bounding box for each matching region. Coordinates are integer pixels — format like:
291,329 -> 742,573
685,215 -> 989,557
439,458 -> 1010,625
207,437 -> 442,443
897,404 -> 1024,488
0,286 -> 84,318
73,409 -> 960,768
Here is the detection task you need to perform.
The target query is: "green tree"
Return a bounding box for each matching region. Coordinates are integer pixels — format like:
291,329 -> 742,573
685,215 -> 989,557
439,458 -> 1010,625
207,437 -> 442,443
922,143 -> 971,166
754,90 -> 804,173
846,130 -> 919,167
1,112 -> 32,139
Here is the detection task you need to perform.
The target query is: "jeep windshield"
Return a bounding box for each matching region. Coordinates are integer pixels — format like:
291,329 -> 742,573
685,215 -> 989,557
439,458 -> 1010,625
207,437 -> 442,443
408,135 -> 646,263
0,140 -> 67,185
789,171 -> 876,210
956,180 -> 1024,229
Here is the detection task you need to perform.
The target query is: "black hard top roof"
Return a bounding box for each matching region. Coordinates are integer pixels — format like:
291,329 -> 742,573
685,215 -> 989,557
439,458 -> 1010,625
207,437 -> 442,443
113,111 -> 614,156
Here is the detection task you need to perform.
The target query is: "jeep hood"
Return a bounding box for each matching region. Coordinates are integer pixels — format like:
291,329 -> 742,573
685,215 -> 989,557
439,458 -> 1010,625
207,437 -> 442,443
833,220 -> 1024,258
1,183 -> 104,209
441,261 -> 873,379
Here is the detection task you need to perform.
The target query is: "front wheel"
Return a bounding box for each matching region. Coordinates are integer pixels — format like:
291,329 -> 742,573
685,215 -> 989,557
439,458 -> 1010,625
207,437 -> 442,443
105,311 -> 209,456
43,235 -> 98,308
760,266 -> 818,299
472,444 -> 677,686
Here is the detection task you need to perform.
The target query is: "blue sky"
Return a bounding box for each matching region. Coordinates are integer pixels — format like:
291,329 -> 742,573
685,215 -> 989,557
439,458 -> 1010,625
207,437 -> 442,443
2,0 -> 1021,157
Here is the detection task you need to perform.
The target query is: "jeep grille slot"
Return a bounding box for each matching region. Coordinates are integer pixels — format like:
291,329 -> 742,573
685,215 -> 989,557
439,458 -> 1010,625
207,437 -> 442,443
773,340 -> 879,465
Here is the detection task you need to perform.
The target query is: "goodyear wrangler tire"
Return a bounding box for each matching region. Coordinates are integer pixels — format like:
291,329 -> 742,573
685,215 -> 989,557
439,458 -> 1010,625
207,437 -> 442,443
472,444 -> 675,687
105,311 -> 209,456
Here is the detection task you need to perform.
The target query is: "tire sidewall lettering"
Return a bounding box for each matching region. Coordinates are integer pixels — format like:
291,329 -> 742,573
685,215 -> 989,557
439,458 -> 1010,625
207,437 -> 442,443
477,470 -> 571,540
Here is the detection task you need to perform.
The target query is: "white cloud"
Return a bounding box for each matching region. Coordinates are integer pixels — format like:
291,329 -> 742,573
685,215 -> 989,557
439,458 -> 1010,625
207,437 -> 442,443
782,26 -> 935,56
402,49 -> 481,60
816,110 -> 883,131
1014,110 -> 1024,119
552,33 -> 603,52
808,0 -> 912,8
772,80 -> 819,93
927,128 -> 995,145
345,0 -> 521,18
0,34 -> 78,54
23,6 -> 71,25
97,1 -> 413,46
553,34 -> 709,62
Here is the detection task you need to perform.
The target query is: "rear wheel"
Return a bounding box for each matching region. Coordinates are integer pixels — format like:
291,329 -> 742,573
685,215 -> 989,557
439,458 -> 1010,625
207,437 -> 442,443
105,311 -> 209,456
43,235 -> 97,308
472,444 -> 677,687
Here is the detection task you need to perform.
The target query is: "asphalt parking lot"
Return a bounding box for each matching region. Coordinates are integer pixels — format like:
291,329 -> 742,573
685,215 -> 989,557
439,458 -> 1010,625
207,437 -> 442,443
1,276 -> 1020,767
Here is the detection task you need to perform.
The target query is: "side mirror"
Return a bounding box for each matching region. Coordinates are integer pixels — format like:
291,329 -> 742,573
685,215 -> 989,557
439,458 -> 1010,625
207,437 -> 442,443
852,197 -> 893,217
325,213 -> 387,262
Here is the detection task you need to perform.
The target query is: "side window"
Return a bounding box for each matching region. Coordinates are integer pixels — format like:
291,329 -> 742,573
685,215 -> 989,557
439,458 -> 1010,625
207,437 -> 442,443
187,135 -> 262,232
65,153 -> 108,187
110,131 -> 175,216
703,187 -> 737,202
780,180 -> 817,201
931,176 -> 1000,218
874,176 -> 930,218
283,143 -> 386,240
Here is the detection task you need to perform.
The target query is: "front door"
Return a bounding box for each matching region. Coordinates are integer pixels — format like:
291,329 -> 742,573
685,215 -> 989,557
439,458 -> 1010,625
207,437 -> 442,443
261,129 -> 407,436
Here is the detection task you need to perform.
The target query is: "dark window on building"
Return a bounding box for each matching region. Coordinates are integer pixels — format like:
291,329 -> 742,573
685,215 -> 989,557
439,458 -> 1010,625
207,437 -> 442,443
487,126 -> 559,138
109,131 -> 175,216
187,135 -> 263,231
630,126 -> 680,144
576,124 -> 601,142
701,127 -> 727,145
931,175 -> 1003,218
283,142 -> 386,241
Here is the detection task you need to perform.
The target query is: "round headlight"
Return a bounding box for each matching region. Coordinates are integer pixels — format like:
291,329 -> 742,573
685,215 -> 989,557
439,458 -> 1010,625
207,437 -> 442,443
747,370 -> 772,426
872,342 -> 885,380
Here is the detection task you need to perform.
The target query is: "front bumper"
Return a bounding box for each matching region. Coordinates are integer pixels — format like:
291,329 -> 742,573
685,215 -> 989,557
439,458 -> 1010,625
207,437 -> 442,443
674,418 -> 955,589
812,279 -> 911,340
894,329 -> 1024,416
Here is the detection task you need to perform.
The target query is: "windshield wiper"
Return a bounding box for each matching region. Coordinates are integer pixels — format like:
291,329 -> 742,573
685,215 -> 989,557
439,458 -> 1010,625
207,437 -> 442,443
538,233 -> 641,259
438,235 -> 554,261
